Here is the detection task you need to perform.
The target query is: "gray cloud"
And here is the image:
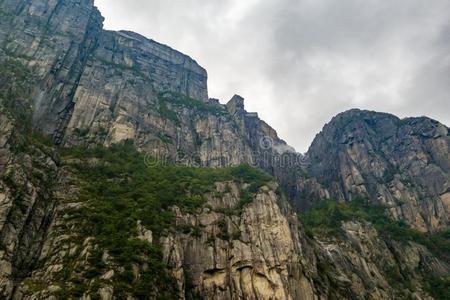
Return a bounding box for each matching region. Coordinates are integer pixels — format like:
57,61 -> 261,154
95,0 -> 450,152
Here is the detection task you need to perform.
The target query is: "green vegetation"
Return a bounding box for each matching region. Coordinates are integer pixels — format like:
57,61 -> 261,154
1,58 -> 448,299
23,279 -> 47,294
0,59 -> 271,297
382,166 -> 399,183
58,141 -> 272,297
0,59 -> 55,152
0,58 -> 56,181
93,55 -> 148,79
74,128 -> 90,137
158,91 -> 226,117
299,199 -> 368,237
0,59 -> 33,129
63,141 -> 271,222
300,199 -> 450,298
300,199 -> 450,259
424,275 -> 450,300
157,99 -> 180,124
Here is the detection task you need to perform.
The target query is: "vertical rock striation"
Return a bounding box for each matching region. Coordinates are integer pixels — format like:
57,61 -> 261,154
0,0 -> 208,143
303,109 -> 450,231
0,1 -> 448,299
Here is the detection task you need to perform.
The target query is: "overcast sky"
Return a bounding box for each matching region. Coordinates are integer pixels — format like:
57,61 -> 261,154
95,0 -> 450,152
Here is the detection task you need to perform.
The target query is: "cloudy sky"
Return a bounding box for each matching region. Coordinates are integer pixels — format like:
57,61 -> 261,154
95,0 -> 450,152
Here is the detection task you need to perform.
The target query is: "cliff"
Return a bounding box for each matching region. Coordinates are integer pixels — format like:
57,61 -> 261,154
0,0 -> 207,142
0,0 -> 448,299
301,109 -> 449,232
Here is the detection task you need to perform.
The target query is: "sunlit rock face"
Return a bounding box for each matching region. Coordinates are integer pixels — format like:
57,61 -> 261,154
160,182 -> 317,300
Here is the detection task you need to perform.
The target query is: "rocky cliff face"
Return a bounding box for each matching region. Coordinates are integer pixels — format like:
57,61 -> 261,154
0,0 -> 297,171
5,143 -> 445,300
0,128 -> 312,299
0,0 -> 449,299
160,182 -> 317,300
0,0 -> 207,142
311,220 -> 448,299
0,61 -> 60,297
302,109 -> 450,232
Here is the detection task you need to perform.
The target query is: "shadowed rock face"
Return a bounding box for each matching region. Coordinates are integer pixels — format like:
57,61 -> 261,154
0,0 -> 207,142
302,109 -> 449,231
0,0 -> 295,172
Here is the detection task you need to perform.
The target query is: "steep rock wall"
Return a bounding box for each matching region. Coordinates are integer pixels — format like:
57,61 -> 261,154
0,0 -> 208,142
302,109 -> 450,231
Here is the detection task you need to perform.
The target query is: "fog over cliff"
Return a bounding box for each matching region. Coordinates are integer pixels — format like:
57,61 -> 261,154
96,0 -> 450,152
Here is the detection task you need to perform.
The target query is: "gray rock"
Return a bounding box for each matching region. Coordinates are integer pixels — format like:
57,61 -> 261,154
302,109 -> 449,231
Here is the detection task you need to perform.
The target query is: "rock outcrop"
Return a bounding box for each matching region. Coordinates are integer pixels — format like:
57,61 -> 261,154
10,159 -> 445,299
0,0 -> 298,172
302,109 -> 450,231
0,111 -> 59,298
312,220 -> 448,299
161,182 -> 317,300
0,0 -> 207,142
